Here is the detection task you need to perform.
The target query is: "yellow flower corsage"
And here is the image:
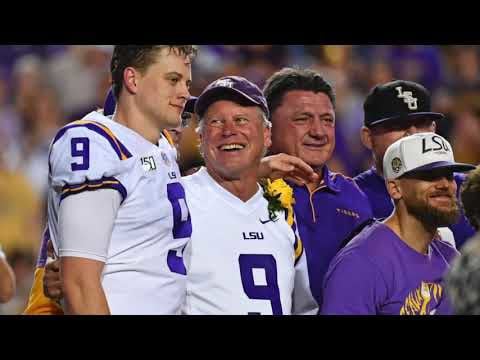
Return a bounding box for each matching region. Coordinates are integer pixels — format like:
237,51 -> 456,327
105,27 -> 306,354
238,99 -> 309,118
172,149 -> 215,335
261,178 -> 295,225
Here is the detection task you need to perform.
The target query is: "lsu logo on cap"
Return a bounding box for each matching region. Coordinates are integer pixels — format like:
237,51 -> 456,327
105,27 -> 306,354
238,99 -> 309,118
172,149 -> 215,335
421,134 -> 451,154
214,78 -> 234,88
395,86 -> 418,110
391,157 -> 402,173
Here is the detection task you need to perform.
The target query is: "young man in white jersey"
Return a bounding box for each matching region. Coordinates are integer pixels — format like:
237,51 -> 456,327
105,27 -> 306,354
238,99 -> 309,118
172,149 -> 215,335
42,45 -> 197,315
181,76 -> 317,315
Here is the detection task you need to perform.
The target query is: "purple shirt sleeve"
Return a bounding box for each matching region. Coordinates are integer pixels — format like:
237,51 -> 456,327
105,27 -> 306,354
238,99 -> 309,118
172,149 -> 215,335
321,251 -> 387,315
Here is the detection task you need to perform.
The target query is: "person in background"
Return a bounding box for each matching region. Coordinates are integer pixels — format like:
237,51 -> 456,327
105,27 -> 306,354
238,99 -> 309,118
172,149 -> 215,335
0,244 -> 15,304
445,165 -> 480,314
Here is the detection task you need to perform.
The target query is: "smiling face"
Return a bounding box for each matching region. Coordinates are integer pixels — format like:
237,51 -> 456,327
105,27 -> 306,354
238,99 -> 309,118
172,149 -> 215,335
199,100 -> 271,180
269,90 -> 335,169
391,168 -> 460,227
133,47 -> 192,130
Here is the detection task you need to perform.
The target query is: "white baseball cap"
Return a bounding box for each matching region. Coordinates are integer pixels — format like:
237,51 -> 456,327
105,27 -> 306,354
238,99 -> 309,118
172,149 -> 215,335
383,132 -> 475,180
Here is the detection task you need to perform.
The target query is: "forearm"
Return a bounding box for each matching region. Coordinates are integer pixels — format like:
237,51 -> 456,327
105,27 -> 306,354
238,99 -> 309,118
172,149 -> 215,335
0,257 -> 15,303
64,277 -> 110,315
58,189 -> 120,315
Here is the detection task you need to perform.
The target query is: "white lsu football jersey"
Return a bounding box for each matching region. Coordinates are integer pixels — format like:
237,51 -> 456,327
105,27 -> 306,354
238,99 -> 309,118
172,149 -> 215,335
181,167 -> 318,315
47,111 -> 191,314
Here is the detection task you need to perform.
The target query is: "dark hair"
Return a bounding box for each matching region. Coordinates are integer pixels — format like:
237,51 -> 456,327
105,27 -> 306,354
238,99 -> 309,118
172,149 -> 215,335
461,165 -> 480,231
110,45 -> 198,100
263,67 -> 336,118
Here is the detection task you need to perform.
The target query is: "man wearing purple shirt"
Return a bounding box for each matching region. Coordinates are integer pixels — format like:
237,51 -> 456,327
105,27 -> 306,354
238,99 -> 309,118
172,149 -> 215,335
322,133 -> 474,315
262,68 -> 373,308
354,80 -> 475,249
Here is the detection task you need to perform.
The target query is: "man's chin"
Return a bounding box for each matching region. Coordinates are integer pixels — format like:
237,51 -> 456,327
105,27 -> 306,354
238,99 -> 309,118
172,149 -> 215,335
408,202 -> 460,228
162,114 -> 182,128
300,156 -> 327,170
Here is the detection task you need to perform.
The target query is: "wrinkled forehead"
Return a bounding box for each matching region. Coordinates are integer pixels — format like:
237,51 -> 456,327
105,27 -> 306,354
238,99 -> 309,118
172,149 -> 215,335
278,90 -> 335,115
203,99 -> 265,119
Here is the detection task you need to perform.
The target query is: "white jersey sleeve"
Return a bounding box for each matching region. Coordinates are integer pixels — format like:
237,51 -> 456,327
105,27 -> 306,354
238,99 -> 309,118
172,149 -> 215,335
49,120 -> 137,203
58,189 -> 121,262
291,215 -> 319,315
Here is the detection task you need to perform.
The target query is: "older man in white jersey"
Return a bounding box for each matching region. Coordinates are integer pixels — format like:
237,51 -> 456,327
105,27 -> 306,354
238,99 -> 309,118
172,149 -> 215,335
181,76 -> 317,315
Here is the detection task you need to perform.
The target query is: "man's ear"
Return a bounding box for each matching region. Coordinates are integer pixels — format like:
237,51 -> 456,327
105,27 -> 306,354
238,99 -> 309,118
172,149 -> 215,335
360,126 -> 373,150
386,179 -> 402,200
264,125 -> 272,149
197,130 -> 205,156
123,67 -> 140,95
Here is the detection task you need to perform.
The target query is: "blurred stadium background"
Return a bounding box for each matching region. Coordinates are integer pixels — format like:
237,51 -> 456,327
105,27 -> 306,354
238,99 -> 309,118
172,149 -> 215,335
1,45 -> 479,314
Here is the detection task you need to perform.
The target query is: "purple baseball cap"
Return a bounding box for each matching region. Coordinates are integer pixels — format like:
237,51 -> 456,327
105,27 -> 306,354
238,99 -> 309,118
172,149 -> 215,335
194,76 -> 269,118
103,87 -> 198,119
184,96 -> 197,114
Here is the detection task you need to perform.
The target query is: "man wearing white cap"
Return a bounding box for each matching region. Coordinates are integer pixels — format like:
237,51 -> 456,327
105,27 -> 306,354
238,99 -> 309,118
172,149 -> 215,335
321,132 -> 474,315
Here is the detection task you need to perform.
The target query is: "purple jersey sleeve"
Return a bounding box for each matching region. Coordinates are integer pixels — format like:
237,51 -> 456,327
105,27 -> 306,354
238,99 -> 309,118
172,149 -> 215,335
321,251 -> 387,315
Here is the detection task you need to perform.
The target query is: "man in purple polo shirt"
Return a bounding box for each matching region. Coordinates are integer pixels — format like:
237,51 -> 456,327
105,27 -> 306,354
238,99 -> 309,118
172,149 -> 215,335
322,132 -> 474,315
354,80 -> 475,249
262,68 -> 373,308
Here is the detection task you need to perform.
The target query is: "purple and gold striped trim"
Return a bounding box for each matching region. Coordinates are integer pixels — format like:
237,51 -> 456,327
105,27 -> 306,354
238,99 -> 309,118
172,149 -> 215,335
162,129 -> 175,147
294,236 -> 303,264
53,120 -> 132,160
36,227 -> 50,268
291,217 -> 297,233
61,177 -> 127,203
